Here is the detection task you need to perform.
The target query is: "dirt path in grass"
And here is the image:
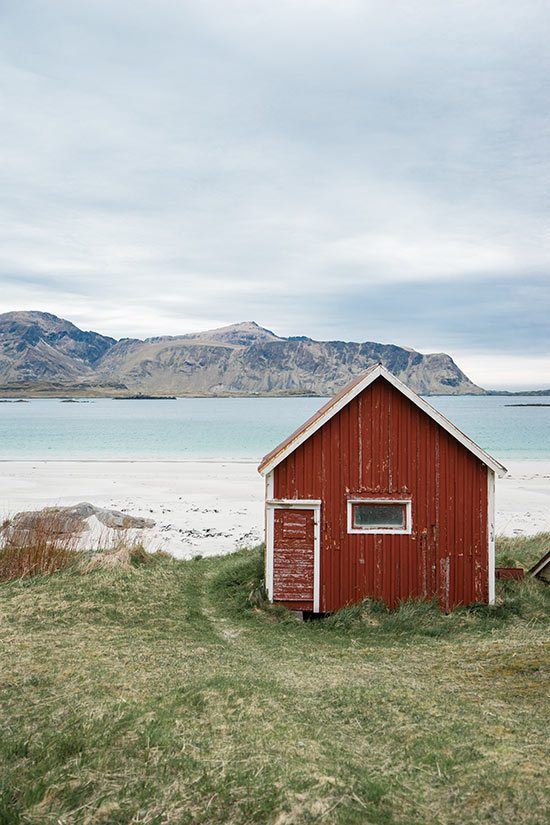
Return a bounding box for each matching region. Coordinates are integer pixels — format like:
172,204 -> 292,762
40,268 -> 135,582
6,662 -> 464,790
201,565 -> 245,644
179,562 -> 228,644
180,560 -> 246,647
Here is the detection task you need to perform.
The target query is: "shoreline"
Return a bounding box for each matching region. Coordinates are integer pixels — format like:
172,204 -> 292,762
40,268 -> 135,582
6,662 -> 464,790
0,458 -> 260,464
2,455 -> 550,461
1,459 -> 548,557
1,391 -> 549,398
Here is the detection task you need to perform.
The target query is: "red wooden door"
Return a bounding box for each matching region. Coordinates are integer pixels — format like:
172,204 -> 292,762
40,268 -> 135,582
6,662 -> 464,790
273,508 -> 315,603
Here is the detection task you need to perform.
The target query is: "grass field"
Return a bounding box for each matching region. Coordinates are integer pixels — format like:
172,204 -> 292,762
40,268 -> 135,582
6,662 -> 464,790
0,535 -> 548,824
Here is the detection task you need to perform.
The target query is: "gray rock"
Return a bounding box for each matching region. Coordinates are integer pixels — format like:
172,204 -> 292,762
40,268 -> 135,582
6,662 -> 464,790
2,502 -> 155,536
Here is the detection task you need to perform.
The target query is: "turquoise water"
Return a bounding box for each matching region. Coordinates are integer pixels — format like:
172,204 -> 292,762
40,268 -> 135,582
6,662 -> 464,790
0,396 -> 548,462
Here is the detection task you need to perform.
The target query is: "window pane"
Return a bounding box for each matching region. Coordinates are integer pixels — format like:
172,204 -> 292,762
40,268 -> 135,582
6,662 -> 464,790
353,503 -> 405,528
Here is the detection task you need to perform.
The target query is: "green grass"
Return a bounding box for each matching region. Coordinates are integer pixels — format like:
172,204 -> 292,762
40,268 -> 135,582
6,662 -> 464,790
495,532 -> 549,569
0,536 -> 548,824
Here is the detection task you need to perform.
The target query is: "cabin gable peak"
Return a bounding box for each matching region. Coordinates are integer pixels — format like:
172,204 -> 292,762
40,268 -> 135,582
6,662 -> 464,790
258,364 -> 507,477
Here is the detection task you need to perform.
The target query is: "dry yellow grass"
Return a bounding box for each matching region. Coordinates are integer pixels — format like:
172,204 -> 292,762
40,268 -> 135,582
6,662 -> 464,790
0,510 -> 161,583
0,510 -> 81,582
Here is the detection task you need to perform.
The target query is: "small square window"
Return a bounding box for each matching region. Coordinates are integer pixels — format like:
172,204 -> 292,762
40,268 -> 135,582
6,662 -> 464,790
347,499 -> 411,534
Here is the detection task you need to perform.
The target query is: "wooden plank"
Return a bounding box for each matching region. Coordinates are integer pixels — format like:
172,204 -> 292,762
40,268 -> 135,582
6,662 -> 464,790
273,509 -> 314,601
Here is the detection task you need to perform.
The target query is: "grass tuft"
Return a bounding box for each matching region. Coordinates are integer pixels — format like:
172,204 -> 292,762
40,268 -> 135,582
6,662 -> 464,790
210,546 -> 265,613
321,574 -> 549,638
0,511 -> 171,584
496,531 -> 549,569
0,511 -> 82,582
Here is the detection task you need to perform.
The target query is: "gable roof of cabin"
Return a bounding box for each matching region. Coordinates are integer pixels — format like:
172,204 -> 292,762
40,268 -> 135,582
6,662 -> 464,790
258,364 -> 507,477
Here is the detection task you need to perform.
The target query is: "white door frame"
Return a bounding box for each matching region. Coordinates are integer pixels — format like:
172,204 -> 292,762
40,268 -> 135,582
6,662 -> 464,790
488,468 -> 496,605
265,497 -> 322,613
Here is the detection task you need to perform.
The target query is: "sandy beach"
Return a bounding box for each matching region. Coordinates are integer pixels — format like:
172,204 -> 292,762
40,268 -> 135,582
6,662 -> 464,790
0,460 -> 265,557
0,459 -> 549,557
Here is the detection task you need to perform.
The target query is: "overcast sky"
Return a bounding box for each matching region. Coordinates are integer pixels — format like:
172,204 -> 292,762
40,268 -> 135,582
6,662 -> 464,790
1,1 -> 549,388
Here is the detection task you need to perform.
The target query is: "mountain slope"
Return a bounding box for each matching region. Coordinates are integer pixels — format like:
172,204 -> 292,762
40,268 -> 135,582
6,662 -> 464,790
0,312 -> 484,395
96,330 -> 481,395
0,311 -> 115,384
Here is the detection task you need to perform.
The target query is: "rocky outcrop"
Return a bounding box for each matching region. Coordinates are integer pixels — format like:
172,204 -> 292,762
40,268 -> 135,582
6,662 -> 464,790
0,312 -> 484,396
2,503 -> 155,544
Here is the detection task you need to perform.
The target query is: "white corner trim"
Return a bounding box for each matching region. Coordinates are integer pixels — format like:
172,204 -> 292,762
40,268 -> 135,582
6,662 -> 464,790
264,472 -> 274,596
346,498 -> 412,535
488,469 -> 496,604
265,499 -> 321,612
258,364 -> 507,478
313,508 -> 321,613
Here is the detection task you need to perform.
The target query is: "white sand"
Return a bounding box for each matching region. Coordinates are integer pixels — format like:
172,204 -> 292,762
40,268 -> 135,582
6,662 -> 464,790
0,460 -> 264,558
0,459 -> 548,557
495,460 -> 550,538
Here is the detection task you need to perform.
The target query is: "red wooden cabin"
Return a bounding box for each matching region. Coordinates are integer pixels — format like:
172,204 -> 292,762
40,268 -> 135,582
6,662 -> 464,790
258,364 -> 507,613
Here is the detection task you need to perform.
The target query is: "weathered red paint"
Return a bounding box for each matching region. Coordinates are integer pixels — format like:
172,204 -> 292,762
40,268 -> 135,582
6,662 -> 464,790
273,509 -> 315,602
495,567 -> 525,580
271,376 -> 489,611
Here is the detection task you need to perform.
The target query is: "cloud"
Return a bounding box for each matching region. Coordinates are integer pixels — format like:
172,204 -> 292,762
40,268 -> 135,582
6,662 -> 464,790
0,1 -> 548,385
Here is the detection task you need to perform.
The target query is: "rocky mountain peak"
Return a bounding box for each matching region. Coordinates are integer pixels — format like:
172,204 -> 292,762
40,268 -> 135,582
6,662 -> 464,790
0,310 -> 116,384
0,310 -> 75,333
182,321 -> 281,347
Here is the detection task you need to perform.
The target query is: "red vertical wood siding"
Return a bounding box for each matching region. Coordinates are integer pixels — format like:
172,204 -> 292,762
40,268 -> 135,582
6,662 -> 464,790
273,377 -> 488,611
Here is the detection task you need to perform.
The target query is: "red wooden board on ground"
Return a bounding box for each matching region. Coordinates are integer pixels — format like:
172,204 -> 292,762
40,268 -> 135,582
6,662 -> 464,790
495,567 -> 525,580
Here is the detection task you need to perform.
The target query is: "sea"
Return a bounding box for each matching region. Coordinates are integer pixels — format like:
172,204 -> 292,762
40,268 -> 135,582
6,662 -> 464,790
0,395 -> 548,463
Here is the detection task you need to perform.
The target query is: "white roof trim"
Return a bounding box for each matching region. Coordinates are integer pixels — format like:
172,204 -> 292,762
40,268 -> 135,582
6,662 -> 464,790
529,552 -> 550,578
259,364 -> 508,477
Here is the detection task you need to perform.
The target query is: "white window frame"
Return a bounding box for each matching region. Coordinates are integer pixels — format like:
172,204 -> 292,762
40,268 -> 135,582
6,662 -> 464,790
347,498 -> 412,535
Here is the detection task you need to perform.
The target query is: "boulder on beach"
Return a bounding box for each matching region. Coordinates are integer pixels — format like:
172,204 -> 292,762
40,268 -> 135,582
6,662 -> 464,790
1,503 -> 155,548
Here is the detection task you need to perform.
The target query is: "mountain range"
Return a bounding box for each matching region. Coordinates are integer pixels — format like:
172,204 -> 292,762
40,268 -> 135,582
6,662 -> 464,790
0,310 -> 486,397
